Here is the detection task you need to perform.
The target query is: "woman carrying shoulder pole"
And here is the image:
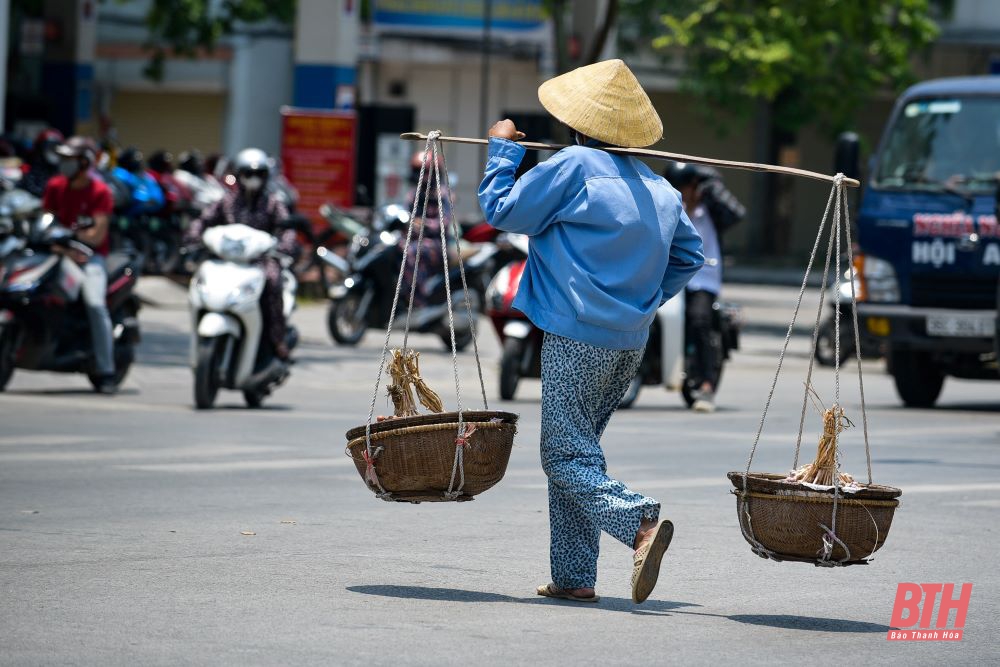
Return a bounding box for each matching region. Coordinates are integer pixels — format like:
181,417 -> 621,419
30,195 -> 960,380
478,59 -> 705,603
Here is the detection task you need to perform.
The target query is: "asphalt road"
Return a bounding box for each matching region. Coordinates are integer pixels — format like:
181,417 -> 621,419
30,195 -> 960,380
1,279 -> 998,665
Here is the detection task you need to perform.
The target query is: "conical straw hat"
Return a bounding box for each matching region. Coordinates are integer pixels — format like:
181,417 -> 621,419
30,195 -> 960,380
538,59 -> 663,148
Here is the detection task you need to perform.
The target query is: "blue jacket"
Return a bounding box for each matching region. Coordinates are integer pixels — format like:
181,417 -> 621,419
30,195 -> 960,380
479,137 -> 704,350
112,167 -> 165,216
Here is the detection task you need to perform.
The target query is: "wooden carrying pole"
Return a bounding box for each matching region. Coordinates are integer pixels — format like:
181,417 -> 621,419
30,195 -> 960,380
401,132 -> 861,188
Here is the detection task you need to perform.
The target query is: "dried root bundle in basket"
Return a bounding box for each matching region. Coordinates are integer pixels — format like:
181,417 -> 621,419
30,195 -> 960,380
386,349 -> 444,417
786,402 -> 856,487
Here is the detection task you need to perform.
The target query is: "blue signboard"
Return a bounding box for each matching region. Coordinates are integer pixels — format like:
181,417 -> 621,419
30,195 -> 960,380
373,0 -> 545,33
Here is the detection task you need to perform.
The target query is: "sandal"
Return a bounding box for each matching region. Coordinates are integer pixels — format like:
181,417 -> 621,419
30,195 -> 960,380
536,583 -> 600,603
631,520 -> 674,604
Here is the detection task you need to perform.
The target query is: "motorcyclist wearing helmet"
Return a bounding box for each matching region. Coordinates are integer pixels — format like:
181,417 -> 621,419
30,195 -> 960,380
401,150 -> 455,308
42,137 -> 118,393
186,148 -> 297,360
113,147 -> 166,217
665,161 -> 745,413
21,128 -> 65,197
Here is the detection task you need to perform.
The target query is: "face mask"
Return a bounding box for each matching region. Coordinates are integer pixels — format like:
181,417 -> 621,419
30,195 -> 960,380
59,158 -> 81,178
240,175 -> 263,192
43,149 -> 60,167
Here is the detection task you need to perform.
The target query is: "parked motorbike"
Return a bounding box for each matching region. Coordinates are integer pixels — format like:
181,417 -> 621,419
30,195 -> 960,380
323,204 -> 494,350
0,182 -> 39,259
618,292 -> 742,409
814,268 -> 884,366
188,223 -> 298,409
0,214 -> 142,392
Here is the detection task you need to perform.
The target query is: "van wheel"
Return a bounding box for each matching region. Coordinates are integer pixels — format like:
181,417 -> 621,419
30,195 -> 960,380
890,346 -> 944,408
194,337 -> 223,409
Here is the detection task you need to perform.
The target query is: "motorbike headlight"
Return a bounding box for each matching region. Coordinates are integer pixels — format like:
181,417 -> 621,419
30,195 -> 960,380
853,254 -> 899,303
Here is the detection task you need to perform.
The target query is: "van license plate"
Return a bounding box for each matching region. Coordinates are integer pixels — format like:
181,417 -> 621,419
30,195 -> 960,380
926,313 -> 995,337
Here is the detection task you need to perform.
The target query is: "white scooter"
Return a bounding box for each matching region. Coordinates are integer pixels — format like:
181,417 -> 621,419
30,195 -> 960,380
188,224 -> 298,409
618,291 -> 742,409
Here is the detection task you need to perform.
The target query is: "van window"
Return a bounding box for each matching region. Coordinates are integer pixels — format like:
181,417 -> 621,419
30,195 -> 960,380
875,97 -> 1000,193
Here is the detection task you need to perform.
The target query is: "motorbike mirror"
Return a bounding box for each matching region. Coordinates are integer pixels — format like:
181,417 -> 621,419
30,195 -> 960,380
834,131 -> 861,182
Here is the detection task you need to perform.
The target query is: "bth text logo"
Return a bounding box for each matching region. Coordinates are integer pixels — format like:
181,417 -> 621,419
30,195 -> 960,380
887,583 -> 972,641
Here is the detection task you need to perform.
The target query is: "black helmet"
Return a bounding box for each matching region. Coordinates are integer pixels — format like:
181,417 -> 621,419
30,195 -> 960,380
664,161 -> 703,189
117,147 -> 144,173
147,150 -> 174,174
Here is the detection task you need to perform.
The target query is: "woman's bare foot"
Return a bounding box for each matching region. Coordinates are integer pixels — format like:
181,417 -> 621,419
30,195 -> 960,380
565,587 -> 596,598
633,518 -> 658,551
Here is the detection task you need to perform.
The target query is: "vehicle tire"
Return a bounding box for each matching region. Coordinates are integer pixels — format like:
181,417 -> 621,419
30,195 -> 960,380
328,295 -> 368,346
618,374 -> 642,410
499,337 -> 523,400
889,346 -> 944,408
0,326 -> 17,392
681,343 -> 725,409
814,317 -> 854,367
88,344 -> 135,392
243,389 -> 265,409
443,328 -> 474,352
194,336 -> 223,409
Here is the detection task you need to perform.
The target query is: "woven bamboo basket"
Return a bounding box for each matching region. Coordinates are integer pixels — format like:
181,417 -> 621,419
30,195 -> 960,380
346,411 -> 518,503
727,472 -> 901,565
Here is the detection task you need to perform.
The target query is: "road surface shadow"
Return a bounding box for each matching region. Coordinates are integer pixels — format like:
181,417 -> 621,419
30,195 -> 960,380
348,585 -> 891,630
7,387 -> 140,397
725,614 -> 891,633
347,584 -> 696,614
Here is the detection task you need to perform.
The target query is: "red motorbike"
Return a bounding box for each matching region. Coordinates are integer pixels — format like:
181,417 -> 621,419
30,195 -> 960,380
484,233 -> 541,400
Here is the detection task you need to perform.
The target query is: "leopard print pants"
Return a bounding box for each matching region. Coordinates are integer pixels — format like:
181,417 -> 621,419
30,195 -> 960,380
540,332 -> 660,590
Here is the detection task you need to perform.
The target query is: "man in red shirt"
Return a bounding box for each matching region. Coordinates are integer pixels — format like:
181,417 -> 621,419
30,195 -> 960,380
42,137 -> 117,393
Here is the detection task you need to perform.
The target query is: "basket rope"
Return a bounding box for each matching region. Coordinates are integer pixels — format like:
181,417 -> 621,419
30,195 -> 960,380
740,174 -> 875,565
360,131 -> 490,501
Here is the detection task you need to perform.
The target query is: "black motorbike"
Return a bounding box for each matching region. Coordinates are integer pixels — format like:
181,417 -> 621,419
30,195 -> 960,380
619,297 -> 742,409
322,204 -> 495,350
0,215 -> 142,392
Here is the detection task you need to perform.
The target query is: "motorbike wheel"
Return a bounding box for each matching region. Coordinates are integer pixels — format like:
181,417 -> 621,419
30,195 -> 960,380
618,374 -> 642,410
194,337 -> 223,409
328,296 -> 368,346
0,326 -> 17,392
442,328 -> 474,352
814,317 -> 854,367
682,357 -> 725,408
87,344 -> 135,393
499,337 -> 523,400
243,389 -> 265,409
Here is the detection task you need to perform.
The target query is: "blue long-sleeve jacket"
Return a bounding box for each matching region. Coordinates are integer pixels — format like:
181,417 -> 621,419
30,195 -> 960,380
479,137 -> 704,350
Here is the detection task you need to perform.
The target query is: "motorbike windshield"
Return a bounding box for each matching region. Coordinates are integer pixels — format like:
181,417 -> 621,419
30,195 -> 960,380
874,96 -> 1000,194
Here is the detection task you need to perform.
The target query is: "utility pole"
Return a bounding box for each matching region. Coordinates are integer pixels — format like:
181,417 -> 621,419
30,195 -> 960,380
478,0 -> 493,168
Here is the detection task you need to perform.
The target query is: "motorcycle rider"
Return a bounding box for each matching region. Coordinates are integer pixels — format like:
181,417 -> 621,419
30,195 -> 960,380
665,162 -> 745,413
41,137 -> 118,394
400,150 -> 454,308
186,148 -> 297,360
21,128 -> 64,197
113,147 -> 166,217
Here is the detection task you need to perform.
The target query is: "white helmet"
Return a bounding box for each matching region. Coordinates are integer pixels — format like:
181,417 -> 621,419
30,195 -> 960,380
233,147 -> 272,175
233,148 -> 271,193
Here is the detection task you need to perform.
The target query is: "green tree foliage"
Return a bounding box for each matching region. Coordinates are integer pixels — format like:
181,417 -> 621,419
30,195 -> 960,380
115,0 -> 297,80
623,0 -> 946,136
